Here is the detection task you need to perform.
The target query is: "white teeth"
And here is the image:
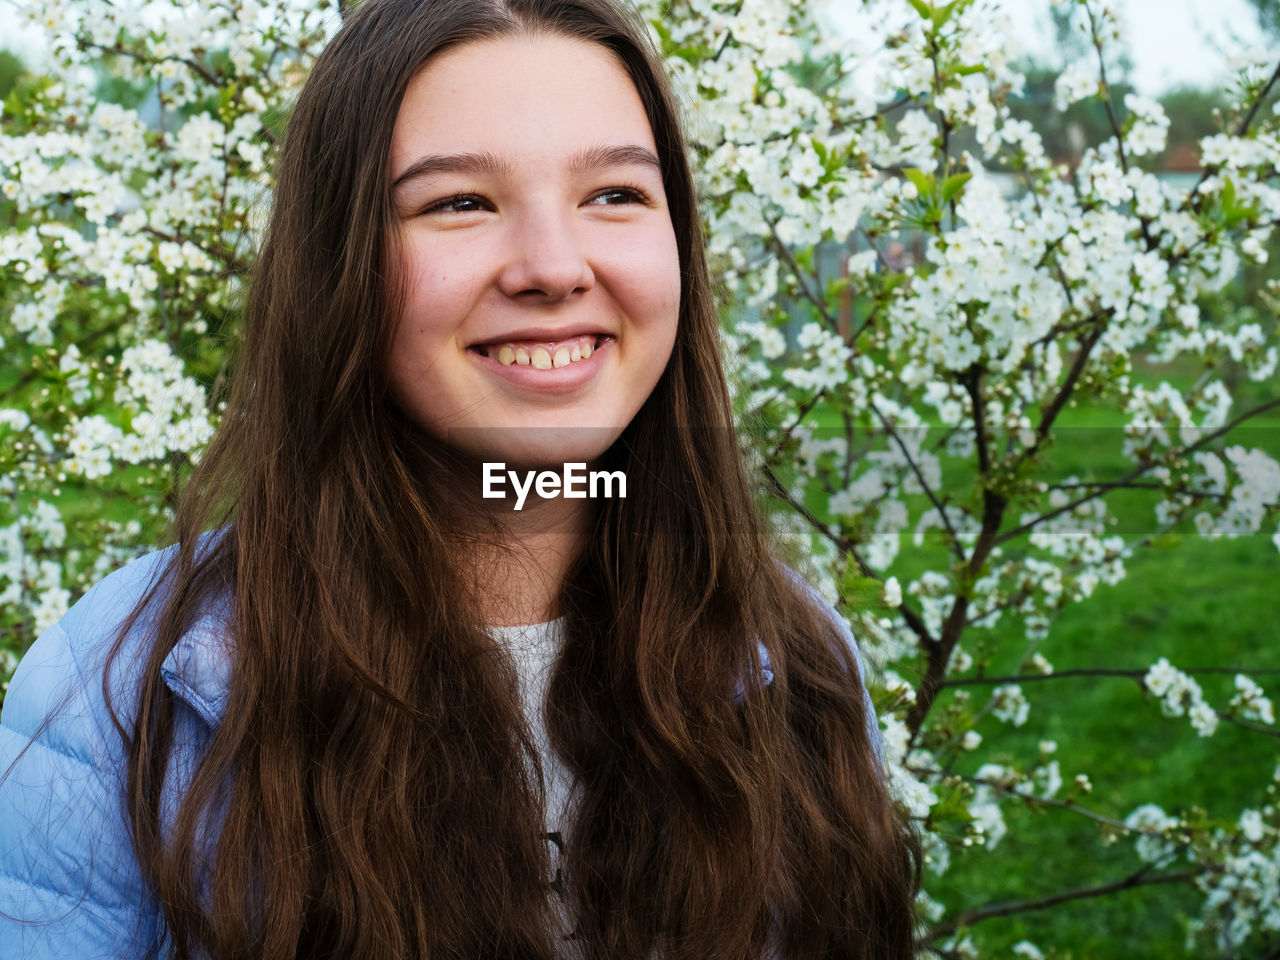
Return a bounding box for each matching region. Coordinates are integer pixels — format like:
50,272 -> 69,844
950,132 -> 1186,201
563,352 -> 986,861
482,335 -> 606,369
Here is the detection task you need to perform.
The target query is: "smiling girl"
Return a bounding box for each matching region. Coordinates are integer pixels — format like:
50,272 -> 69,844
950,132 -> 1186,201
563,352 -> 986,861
0,0 -> 921,957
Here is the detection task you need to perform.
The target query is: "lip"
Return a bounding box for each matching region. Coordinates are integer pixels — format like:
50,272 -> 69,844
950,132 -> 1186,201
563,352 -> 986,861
468,324 -> 614,348
468,334 -> 615,394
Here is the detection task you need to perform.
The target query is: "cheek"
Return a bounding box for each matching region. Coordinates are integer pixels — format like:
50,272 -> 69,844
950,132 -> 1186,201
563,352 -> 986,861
390,254 -> 481,383
400,247 -> 456,323
614,226 -> 682,331
397,231 -> 489,326
386,254 -> 461,399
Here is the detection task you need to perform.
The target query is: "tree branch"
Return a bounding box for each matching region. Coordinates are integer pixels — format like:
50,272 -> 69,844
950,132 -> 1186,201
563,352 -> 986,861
997,393 -> 1280,545
764,389 -> 828,463
858,227 -> 894,272
908,765 -> 1144,833
1235,59 -> 1280,138
926,864 -> 1202,940
82,41 -> 221,88
1020,167 -> 1078,313
1008,317 -> 1107,480
763,215 -> 838,329
1186,58 -> 1280,201
907,365 -> 1008,738
141,226 -> 251,277
835,96 -> 913,130
759,463 -> 936,647
868,398 -> 967,564
760,93 -> 909,144
1028,313 -> 1098,351
1047,478 -> 1161,493
1086,6 -> 1129,177
942,666 -> 1280,687
1221,714 -> 1280,739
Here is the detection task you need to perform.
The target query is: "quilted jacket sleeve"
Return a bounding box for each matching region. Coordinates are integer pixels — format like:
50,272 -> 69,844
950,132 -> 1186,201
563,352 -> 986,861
829,597 -> 886,769
778,563 -> 886,770
0,601 -> 165,957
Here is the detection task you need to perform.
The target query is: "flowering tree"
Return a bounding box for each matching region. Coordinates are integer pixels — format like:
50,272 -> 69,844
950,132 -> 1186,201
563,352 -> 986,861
1,0 -> 1278,954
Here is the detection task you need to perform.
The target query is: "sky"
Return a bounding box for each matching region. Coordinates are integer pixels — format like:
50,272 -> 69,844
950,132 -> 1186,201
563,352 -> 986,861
1000,0 -> 1271,95
819,0 -> 1272,97
1,0 -> 1273,98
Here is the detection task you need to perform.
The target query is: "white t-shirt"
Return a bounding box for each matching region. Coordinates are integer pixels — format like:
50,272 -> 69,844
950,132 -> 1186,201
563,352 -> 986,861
486,616 -> 581,954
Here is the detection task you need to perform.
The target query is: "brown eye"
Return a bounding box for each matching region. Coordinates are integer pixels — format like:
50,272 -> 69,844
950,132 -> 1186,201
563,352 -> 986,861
587,187 -> 652,206
424,194 -> 490,215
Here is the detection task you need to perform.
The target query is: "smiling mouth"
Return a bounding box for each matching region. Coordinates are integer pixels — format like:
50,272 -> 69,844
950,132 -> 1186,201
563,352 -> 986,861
469,333 -> 615,369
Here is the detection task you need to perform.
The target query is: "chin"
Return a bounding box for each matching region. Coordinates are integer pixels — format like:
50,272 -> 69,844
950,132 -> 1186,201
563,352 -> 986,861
445,424 -> 623,472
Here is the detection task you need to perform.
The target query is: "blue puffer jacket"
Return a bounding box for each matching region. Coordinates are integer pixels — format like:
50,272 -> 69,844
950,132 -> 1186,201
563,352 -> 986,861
0,546 -> 217,958
0,544 -> 882,959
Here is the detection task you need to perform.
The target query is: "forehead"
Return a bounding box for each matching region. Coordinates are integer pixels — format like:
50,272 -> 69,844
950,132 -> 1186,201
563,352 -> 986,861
389,35 -> 658,180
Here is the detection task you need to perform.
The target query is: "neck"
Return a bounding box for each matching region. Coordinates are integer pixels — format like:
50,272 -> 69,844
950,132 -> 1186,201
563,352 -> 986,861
404,427 -> 603,627
456,492 -> 593,628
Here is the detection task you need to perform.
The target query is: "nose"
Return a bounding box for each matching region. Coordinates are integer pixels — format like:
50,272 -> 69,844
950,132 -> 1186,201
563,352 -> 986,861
496,207 -> 595,302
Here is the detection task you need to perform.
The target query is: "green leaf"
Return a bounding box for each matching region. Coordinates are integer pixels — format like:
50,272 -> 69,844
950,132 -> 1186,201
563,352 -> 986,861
905,0 -> 933,20
822,142 -> 855,176
932,0 -> 962,29
1218,177 -> 1261,228
952,63 -> 987,76
903,167 -> 935,198
941,171 -> 972,204
879,272 -> 908,296
839,570 -> 888,612
926,778 -> 977,827
1224,203 -> 1259,229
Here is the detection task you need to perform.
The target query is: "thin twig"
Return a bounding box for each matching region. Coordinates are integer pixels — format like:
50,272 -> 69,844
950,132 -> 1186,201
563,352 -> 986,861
907,765 -> 1139,833
857,227 -> 894,272
1221,714 -> 1280,739
868,399 -> 966,563
1188,58 -> 1280,199
906,364 -> 1010,740
1011,318 -> 1107,479
997,394 -> 1280,545
1086,6 -> 1129,176
760,463 -> 936,646
141,226 -> 250,276
764,390 -> 827,463
1021,166 -> 1078,313
1028,313 -> 1098,351
82,40 -> 221,88
763,215 -> 838,329
943,666 -> 1280,687
926,864 -> 1202,939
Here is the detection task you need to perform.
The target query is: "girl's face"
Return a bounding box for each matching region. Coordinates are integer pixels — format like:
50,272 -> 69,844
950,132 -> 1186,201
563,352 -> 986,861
387,35 -> 681,470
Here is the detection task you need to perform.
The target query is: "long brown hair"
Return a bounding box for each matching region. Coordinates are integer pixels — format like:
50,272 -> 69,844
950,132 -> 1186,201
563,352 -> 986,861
106,0 -> 922,956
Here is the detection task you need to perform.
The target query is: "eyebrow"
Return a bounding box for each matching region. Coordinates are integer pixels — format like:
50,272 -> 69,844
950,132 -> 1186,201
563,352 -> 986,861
391,143 -> 661,190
